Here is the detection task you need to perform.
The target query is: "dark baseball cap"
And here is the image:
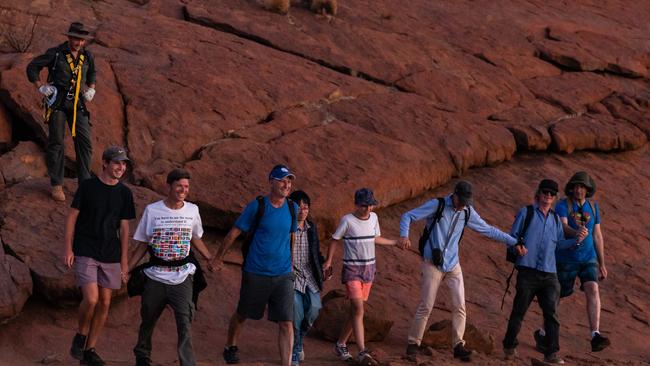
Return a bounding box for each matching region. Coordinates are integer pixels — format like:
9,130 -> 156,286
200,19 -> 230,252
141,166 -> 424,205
354,188 -> 378,206
102,146 -> 129,161
538,179 -> 559,194
269,164 -> 295,181
454,180 -> 473,206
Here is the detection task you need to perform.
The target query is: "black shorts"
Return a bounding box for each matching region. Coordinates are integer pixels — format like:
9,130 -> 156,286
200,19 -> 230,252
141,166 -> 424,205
237,271 -> 294,322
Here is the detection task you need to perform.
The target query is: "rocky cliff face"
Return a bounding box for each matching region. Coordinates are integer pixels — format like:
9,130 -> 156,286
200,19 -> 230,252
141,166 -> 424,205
0,0 -> 648,365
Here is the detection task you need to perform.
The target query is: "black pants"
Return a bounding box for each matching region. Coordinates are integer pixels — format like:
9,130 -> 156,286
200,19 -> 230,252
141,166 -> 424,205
133,275 -> 195,365
503,267 -> 561,356
47,99 -> 92,186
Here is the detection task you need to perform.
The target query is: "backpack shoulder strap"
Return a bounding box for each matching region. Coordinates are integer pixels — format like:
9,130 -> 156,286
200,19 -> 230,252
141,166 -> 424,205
519,205 -> 535,241
433,197 -> 445,224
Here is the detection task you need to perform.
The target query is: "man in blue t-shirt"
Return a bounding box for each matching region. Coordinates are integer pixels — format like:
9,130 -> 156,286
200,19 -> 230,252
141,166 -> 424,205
534,171 -> 610,353
211,164 -> 298,366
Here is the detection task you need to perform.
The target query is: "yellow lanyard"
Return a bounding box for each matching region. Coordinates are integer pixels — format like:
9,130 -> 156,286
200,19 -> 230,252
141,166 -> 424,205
65,53 -> 85,137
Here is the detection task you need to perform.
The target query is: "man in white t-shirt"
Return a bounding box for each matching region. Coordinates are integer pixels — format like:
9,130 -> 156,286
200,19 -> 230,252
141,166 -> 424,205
128,169 -> 213,366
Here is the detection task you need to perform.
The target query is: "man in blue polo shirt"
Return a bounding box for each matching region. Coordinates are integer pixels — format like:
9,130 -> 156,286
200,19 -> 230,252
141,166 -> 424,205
211,165 -> 298,366
534,171 -> 610,353
502,179 -> 586,364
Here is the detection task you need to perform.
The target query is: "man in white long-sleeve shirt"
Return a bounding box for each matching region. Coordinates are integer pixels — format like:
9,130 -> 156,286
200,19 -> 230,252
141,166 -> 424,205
398,181 -> 522,362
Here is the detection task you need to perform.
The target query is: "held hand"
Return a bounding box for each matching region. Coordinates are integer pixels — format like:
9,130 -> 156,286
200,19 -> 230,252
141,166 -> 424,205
210,258 -> 224,272
599,263 -> 608,280
515,245 -> 527,257
322,261 -> 332,274
323,265 -> 333,281
397,237 -> 411,250
38,84 -> 56,96
63,249 -> 74,268
83,87 -> 96,102
576,227 -> 588,243
120,263 -> 129,284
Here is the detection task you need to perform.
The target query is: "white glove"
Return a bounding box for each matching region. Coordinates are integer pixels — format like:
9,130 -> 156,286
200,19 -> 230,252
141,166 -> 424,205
38,85 -> 56,96
83,87 -> 96,102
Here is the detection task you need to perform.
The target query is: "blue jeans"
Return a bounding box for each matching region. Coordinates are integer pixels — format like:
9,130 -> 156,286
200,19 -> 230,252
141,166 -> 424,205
292,289 -> 322,360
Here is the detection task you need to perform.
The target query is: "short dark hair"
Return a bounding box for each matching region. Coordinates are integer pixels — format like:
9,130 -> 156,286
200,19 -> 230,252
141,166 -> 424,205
166,169 -> 191,184
289,190 -> 311,207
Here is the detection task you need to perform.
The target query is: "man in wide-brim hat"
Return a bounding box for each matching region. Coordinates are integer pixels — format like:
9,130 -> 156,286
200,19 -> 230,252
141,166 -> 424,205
534,171 -> 611,355
26,22 -> 97,202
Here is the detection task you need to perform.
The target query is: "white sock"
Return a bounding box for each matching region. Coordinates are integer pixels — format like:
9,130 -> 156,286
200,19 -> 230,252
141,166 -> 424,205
591,330 -> 600,338
538,328 -> 546,337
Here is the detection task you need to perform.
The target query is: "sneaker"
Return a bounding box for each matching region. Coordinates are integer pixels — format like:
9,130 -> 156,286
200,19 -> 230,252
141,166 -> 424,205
591,333 -> 611,352
51,185 -> 66,202
503,347 -> 517,361
298,350 -> 305,361
357,350 -> 378,366
405,343 -> 419,360
333,343 -> 352,361
81,348 -> 106,366
135,357 -> 152,366
453,343 -> 474,362
533,329 -> 548,354
69,333 -> 87,360
544,352 -> 565,364
223,345 -> 240,364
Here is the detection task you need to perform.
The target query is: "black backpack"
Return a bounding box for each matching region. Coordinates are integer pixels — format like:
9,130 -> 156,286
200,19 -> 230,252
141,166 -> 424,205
417,197 -> 470,257
241,196 -> 296,267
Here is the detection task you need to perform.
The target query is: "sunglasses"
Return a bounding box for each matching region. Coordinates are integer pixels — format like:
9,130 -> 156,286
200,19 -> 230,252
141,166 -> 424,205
540,189 -> 557,196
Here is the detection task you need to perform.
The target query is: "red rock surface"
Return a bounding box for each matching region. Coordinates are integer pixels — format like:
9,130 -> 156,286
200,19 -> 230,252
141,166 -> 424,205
0,141 -> 47,187
0,0 -> 649,365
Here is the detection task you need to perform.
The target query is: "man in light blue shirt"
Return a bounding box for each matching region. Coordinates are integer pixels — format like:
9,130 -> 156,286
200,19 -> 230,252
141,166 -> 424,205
502,179 -> 586,364
398,181 -> 519,362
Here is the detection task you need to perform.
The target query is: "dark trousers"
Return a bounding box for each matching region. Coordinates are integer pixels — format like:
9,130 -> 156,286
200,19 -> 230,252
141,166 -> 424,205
47,99 -> 92,186
133,275 -> 195,366
503,267 -> 561,356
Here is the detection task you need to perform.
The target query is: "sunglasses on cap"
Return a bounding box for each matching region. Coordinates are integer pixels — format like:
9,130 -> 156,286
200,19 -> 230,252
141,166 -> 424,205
540,189 -> 557,196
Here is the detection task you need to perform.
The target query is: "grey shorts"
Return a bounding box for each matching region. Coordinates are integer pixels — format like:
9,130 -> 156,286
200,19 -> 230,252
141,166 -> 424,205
237,271 -> 294,322
74,256 -> 121,290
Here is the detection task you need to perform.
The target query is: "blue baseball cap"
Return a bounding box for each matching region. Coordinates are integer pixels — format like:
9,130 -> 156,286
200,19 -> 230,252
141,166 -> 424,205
354,188 -> 378,206
269,164 -> 295,181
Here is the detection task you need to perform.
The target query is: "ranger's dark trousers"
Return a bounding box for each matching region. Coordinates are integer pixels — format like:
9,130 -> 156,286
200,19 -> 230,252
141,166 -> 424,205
503,267 -> 561,356
134,275 -> 195,366
47,99 -> 92,186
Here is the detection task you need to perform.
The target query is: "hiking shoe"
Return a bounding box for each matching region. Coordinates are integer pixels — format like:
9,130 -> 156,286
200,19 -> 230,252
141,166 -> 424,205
453,343 -> 474,362
69,333 -> 87,360
405,343 -> 419,360
333,343 -> 352,361
51,185 -> 66,202
81,348 -> 106,366
533,329 -> 548,354
591,332 -> 611,352
544,352 -> 565,364
357,349 -> 378,366
135,357 -> 152,366
223,345 -> 240,364
503,347 -> 517,360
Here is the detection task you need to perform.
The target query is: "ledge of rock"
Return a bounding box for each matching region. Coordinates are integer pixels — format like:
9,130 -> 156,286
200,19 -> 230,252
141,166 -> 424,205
0,243 -> 32,324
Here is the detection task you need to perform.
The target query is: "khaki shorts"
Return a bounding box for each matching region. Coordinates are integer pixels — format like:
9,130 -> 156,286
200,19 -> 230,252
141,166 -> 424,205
74,256 -> 122,290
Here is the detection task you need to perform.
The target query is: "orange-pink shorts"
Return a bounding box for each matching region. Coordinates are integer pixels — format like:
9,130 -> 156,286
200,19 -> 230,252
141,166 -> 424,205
345,280 -> 373,301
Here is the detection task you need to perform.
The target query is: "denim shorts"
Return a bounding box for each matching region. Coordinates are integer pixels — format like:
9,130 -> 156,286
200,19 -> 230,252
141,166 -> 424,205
557,261 -> 598,298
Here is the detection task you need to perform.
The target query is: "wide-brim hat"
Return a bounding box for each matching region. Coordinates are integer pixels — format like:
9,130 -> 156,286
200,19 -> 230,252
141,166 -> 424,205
63,22 -> 93,40
564,171 -> 596,198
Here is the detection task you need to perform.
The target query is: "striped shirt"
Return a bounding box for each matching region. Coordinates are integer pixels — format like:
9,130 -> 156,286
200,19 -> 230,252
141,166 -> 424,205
332,212 -> 381,283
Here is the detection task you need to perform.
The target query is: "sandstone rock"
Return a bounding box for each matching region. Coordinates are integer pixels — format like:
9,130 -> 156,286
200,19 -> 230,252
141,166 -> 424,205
0,102 -> 12,149
311,289 -> 393,342
550,114 -> 647,154
0,243 -> 32,323
421,319 -> 494,354
0,141 -> 47,187
0,178 -> 161,303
